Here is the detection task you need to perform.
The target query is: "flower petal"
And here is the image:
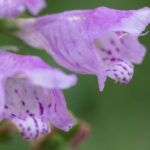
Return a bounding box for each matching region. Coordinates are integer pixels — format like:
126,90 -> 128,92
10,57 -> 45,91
13,116 -> 50,140
16,7 -> 150,90
23,0 -> 46,15
3,76 -> 75,139
106,60 -> 133,84
47,90 -> 76,131
111,7 -> 150,36
0,0 -> 46,18
95,32 -> 146,64
0,77 -> 5,117
0,51 -> 76,140
0,51 -> 77,89
0,0 -> 25,18
16,16 -> 106,91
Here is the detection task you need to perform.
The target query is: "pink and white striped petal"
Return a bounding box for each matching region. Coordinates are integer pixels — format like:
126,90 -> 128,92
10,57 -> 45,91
0,51 -> 77,140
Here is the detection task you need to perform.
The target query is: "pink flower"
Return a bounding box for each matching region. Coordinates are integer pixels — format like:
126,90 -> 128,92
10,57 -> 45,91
16,7 -> 150,91
0,0 -> 46,18
0,51 -> 77,140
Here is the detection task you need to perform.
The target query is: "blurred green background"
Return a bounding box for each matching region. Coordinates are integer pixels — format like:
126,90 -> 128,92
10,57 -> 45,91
1,0 -> 150,150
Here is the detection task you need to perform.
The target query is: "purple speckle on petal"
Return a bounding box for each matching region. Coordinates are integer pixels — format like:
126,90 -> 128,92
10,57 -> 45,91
121,72 -> 124,75
14,89 -> 18,93
110,39 -> 115,45
29,113 -> 34,117
26,110 -> 30,113
118,64 -> 127,70
21,132 -> 25,136
111,58 -> 116,62
21,100 -> 25,106
123,78 -> 126,81
39,102 -> 44,115
27,127 -> 31,131
128,72 -> 132,76
122,66 -> 127,71
35,96 -> 39,101
34,129 -> 39,139
120,39 -> 124,44
107,50 -> 112,55
114,73 -> 118,78
4,105 -> 8,109
42,129 -> 46,132
34,90 -> 39,101
32,117 -> 38,127
48,104 -> 51,108
19,123 -> 23,127
116,47 -> 120,52
11,113 -> 16,117
54,104 -> 57,112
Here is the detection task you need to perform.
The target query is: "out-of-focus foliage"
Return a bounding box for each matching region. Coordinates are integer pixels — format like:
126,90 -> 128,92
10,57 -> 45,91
0,0 -> 150,150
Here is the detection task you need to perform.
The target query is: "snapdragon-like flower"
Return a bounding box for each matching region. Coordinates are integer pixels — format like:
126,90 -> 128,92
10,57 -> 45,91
0,0 -> 46,18
0,51 -> 77,140
16,7 -> 150,91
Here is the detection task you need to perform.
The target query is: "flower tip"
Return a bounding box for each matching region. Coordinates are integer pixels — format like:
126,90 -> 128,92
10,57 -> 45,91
99,85 -> 104,92
97,74 -> 106,92
57,73 -> 77,89
139,7 -> 150,18
24,0 -> 47,16
69,74 -> 78,87
60,113 -> 76,132
65,120 -> 77,132
60,73 -> 78,89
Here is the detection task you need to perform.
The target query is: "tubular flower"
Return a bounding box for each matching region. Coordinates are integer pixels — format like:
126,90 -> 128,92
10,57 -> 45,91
0,51 -> 77,140
16,7 -> 150,91
0,0 -> 46,18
